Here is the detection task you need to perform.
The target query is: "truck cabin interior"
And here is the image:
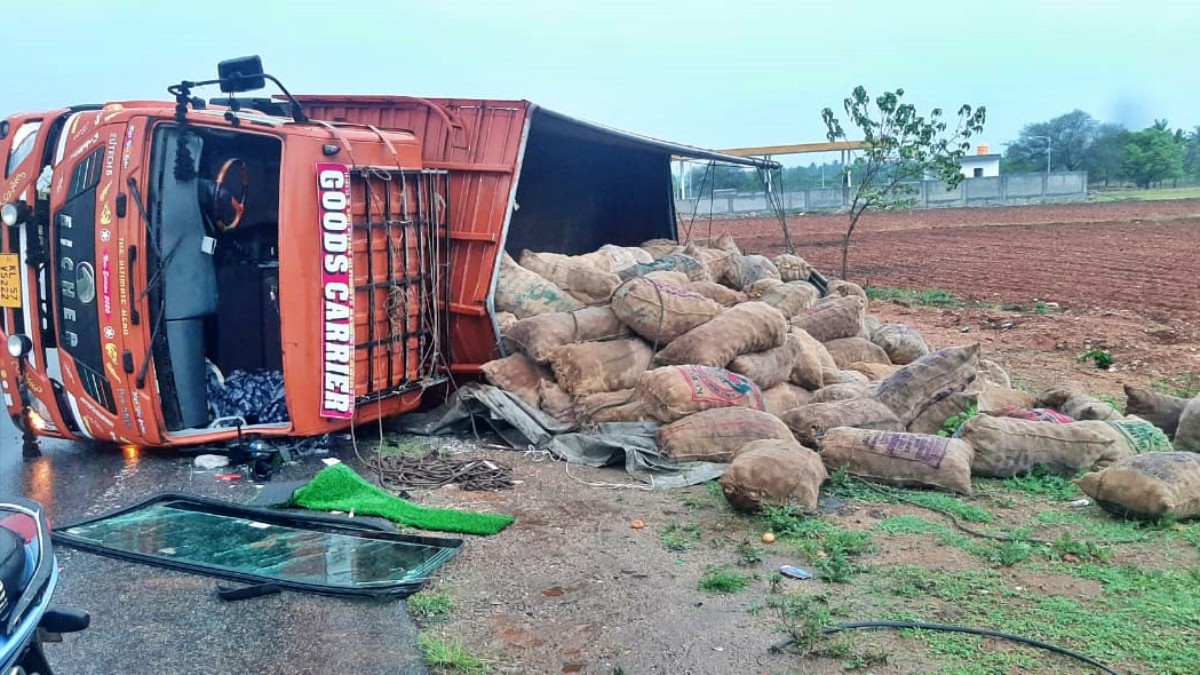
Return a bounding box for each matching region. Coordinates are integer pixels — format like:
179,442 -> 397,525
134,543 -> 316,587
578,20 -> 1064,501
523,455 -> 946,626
146,124 -> 285,432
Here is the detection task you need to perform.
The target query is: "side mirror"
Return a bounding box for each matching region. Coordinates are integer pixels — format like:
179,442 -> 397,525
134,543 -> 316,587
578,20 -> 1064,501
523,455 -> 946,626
217,56 -> 266,94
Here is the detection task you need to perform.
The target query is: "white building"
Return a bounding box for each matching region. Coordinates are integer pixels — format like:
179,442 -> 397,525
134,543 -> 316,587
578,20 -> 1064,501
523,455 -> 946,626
959,145 -> 1001,178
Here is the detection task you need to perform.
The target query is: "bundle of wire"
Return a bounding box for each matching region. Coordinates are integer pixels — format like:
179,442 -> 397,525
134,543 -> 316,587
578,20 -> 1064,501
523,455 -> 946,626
368,452 -> 515,492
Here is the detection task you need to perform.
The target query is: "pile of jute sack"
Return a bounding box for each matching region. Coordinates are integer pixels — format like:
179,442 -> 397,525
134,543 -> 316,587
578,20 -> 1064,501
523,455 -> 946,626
482,235 -> 1200,522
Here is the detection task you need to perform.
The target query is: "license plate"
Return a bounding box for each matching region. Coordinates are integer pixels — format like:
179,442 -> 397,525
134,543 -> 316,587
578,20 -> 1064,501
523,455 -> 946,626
0,253 -> 20,309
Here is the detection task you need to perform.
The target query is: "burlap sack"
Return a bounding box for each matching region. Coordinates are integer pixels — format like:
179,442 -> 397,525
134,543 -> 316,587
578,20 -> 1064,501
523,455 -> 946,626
845,362 -> 900,381
642,270 -> 691,287
975,385 -> 1035,414
687,281 -> 746,307
744,278 -> 784,298
825,279 -> 867,299
729,335 -> 802,390
726,254 -> 782,290
993,406 -> 1075,424
978,359 -> 1012,389
682,245 -> 733,283
810,382 -> 873,404
496,253 -> 585,318
1176,397 -> 1200,452
611,277 -> 722,344
658,407 -> 794,462
818,427 -> 975,495
1034,383 -> 1084,409
782,398 -> 904,448
1124,385 -> 1187,438
788,328 -> 827,391
759,282 -> 820,318
538,381 -> 577,424
825,337 -> 891,368
720,441 -> 826,512
481,353 -> 552,407
763,383 -> 814,417
640,239 -> 683,260
1037,386 -> 1123,422
792,328 -> 837,371
960,415 -> 1125,478
863,315 -> 883,338
574,389 -> 651,424
505,307 -> 632,363
790,295 -> 867,343
714,232 -> 741,254
1076,452 -> 1200,520
518,250 -> 622,305
1096,418 -> 1173,455
870,324 -> 931,366
635,365 -> 765,423
874,344 -> 980,425
548,339 -> 653,396
822,369 -> 871,386
596,244 -> 653,272
907,390 -> 973,436
618,254 -> 711,283
495,311 -> 519,332
773,254 -> 812,283
655,302 -> 787,368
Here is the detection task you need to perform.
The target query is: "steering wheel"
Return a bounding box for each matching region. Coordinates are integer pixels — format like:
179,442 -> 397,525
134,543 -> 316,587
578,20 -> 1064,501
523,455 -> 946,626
212,158 -> 249,232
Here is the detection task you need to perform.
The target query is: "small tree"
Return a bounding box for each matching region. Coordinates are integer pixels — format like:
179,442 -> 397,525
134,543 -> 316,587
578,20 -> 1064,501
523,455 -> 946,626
1122,128 -> 1184,188
822,87 -> 986,279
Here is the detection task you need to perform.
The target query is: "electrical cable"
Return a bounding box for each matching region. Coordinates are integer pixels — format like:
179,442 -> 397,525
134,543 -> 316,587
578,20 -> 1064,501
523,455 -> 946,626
769,620 -> 1121,674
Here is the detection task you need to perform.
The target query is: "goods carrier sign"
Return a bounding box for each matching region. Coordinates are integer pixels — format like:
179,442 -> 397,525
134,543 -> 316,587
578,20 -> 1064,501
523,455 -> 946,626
318,163 -> 355,420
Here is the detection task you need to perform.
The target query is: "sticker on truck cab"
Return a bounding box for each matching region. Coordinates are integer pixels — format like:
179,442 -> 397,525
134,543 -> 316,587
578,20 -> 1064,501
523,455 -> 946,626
318,163 -> 355,420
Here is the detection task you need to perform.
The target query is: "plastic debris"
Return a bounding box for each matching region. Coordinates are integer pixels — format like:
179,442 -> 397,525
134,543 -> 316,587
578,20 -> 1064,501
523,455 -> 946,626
779,565 -> 812,580
194,454 -> 230,470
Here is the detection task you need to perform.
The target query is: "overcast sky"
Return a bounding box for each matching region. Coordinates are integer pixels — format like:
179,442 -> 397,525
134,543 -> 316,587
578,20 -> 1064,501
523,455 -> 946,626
8,0 -> 1197,161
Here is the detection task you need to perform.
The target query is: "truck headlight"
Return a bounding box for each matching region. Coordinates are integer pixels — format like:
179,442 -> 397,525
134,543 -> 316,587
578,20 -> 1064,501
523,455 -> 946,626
7,333 -> 32,358
1,201 -> 27,226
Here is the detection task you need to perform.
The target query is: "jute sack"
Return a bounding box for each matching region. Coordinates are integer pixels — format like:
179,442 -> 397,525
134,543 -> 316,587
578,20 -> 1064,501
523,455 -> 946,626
720,440 -> 826,512
726,254 -> 782,290
810,383 -> 873,404
744,278 -> 784,298
822,369 -> 870,386
618,254 -> 711,283
658,407 -> 794,462
874,344 -> 980,425
1175,396 -> 1200,452
505,307 -> 632,363
611,277 -> 722,344
635,365 -> 765,423
596,244 -> 653,272
790,295 -> 867,343
682,245 -> 733,283
1036,385 -> 1123,421
763,384 -> 814,417
1089,418 -> 1173,455
792,328 -> 837,371
862,315 -> 883,339
978,359 -> 1012,389
481,353 -> 552,408
825,279 -> 867,299
1123,384 -> 1187,438
518,250 -> 622,305
642,270 -> 691,287
655,302 -> 787,368
495,311 -> 519,332
825,337 -> 891,368
687,281 -> 746,307
574,389 -> 651,424
548,339 -> 653,396
870,324 -> 930,366
782,398 -> 904,448
759,282 -> 820,318
538,381 -> 577,424
714,232 -> 741,254
907,390 -> 973,436
496,253 -> 585,318
773,254 -> 812,283
960,414 -> 1124,478
788,328 -> 827,391
975,385 -> 1035,414
640,239 -> 683,260
818,427 -> 975,495
845,362 -> 900,381
729,335 -> 803,390
1076,452 -> 1200,520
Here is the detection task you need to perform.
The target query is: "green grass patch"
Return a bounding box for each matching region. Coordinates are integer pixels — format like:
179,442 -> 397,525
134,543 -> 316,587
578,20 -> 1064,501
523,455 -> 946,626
1151,373 -> 1200,399
996,470 -> 1083,502
761,506 -> 874,582
1091,185 -> 1200,201
825,469 -> 994,524
699,566 -> 750,594
864,286 -> 969,308
408,591 -> 454,622
418,634 -> 491,674
659,523 -> 704,551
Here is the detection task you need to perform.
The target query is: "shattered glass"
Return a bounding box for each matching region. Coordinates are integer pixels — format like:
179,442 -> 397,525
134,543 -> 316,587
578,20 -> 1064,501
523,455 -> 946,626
59,499 -> 457,592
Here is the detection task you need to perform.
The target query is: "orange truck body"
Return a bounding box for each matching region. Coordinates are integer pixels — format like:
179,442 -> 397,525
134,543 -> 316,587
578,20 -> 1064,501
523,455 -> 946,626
0,92 -> 767,449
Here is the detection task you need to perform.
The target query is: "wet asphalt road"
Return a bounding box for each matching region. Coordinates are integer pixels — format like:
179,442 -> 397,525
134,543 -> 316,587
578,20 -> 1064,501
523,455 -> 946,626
0,415 -> 427,675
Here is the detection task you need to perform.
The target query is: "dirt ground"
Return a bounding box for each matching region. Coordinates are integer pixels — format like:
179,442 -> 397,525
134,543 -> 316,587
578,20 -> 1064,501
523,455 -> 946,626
405,199 -> 1200,675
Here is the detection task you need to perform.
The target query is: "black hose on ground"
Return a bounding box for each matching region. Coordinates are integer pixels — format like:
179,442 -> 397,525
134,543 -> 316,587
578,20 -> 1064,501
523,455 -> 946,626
769,620 -> 1120,674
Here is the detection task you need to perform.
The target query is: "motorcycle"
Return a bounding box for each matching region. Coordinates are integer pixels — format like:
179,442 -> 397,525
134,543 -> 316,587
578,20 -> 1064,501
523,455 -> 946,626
0,498 -> 89,675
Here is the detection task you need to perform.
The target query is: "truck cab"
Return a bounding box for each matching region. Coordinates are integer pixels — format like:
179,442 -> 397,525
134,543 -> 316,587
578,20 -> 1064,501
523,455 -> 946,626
1,59 -> 449,452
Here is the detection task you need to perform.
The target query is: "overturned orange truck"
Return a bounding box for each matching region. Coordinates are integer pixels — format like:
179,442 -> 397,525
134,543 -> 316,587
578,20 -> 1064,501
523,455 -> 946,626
0,57 -> 774,454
